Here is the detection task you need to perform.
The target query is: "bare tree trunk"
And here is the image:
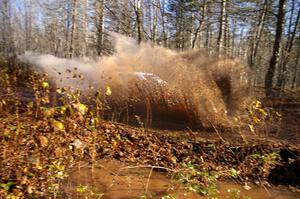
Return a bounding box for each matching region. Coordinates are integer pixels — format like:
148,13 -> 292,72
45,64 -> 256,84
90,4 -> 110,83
204,4 -> 211,52
265,0 -> 286,97
132,0 -> 143,44
205,22 -> 210,51
224,11 -> 229,55
249,0 -> 268,68
291,40 -> 300,89
0,0 -> 15,61
95,0 -> 105,56
192,0 -> 206,49
217,0 -> 226,54
82,0 -> 89,57
151,0 -> 158,43
69,0 -> 77,58
64,1 -> 71,57
276,0 -> 300,93
231,18 -> 236,57
24,0 -> 33,51
159,0 -> 168,47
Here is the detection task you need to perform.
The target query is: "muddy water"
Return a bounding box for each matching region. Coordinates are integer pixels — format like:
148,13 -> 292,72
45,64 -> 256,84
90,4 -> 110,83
63,160 -> 299,199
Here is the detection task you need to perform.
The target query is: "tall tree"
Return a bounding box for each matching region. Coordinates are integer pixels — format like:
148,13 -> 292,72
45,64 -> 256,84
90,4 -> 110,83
217,0 -> 227,54
248,0 -> 268,68
131,0 -> 143,44
0,0 -> 15,58
158,0 -> 168,47
69,0 -> 78,58
191,0 -> 207,49
265,0 -> 286,97
275,0 -> 300,94
95,0 -> 105,56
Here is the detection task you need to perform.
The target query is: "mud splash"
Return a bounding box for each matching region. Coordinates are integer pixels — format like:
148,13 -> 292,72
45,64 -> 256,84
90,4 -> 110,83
62,160 -> 299,199
19,33 -> 250,128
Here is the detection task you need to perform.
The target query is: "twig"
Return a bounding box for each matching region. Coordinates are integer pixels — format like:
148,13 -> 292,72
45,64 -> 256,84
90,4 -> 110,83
145,167 -> 153,194
119,165 -> 174,172
208,120 -> 225,143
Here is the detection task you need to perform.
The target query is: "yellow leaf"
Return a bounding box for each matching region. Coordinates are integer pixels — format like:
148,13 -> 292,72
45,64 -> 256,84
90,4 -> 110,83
41,97 -> 50,103
52,120 -> 64,130
275,111 -> 281,117
258,108 -> 268,116
57,106 -> 66,114
254,100 -> 261,108
56,88 -> 62,94
74,103 -> 88,115
171,156 -> 177,164
42,81 -> 49,89
41,107 -> 55,117
253,116 -> 260,124
248,124 -> 254,132
39,136 -> 49,147
105,86 -> 112,96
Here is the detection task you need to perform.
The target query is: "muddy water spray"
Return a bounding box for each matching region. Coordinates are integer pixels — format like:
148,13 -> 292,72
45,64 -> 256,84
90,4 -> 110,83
19,33 -> 250,128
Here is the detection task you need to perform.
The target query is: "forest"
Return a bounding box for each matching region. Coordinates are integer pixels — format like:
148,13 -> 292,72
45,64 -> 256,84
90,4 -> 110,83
0,0 -> 300,198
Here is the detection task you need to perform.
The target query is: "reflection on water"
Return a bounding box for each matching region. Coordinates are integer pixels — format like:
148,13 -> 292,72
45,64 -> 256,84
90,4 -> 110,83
62,160 -> 299,199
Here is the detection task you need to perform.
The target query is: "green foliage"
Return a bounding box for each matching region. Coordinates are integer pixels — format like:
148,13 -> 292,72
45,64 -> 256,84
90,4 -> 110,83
161,194 -> 177,199
0,182 -> 16,192
228,168 -> 239,178
75,184 -> 104,198
48,161 -> 67,180
227,188 -> 252,199
175,162 -> 219,197
250,152 -> 280,166
246,100 -> 281,133
76,185 -> 89,193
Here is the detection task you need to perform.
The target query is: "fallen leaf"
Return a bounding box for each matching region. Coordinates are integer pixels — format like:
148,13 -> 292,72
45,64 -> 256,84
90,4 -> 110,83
52,120 -> 64,130
39,136 -> 49,147
105,86 -> 112,96
243,183 -> 251,191
41,81 -> 49,89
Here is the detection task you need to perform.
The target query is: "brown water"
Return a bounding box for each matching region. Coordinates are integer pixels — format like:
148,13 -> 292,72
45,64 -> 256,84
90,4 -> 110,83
62,160 -> 299,199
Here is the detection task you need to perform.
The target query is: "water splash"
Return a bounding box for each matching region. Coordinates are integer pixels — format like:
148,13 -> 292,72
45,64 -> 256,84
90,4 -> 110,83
19,33 -> 250,128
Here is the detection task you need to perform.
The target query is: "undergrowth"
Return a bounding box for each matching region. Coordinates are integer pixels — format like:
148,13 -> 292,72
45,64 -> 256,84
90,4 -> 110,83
0,63 -> 297,198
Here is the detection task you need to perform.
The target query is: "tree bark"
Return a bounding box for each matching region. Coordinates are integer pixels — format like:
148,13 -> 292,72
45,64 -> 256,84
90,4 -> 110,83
291,40 -> 300,89
0,0 -> 15,61
95,0 -> 105,56
217,0 -> 226,54
159,0 -> 168,47
275,0 -> 300,93
265,0 -> 286,97
69,0 -> 77,58
24,0 -> 33,51
192,0 -> 206,49
249,0 -> 268,68
133,0 -> 143,44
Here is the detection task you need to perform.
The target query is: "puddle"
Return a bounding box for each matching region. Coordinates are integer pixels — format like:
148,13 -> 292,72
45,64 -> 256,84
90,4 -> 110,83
63,160 -> 299,199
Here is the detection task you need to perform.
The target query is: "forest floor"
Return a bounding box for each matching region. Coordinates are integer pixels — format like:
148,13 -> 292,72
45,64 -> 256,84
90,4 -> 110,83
0,110 -> 300,198
1,65 -> 300,198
